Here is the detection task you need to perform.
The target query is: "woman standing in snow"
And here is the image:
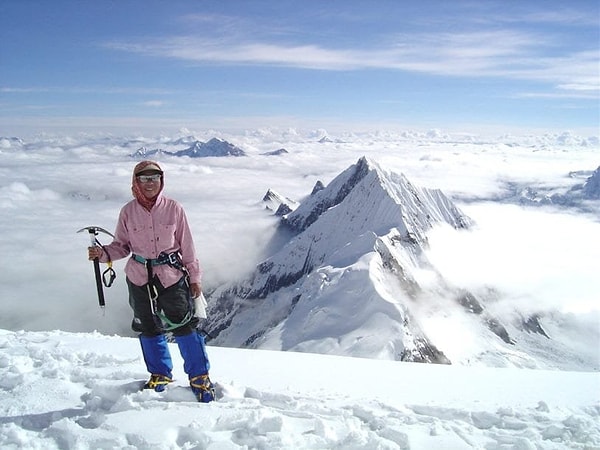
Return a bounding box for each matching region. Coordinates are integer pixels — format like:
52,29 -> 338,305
87,160 -> 214,403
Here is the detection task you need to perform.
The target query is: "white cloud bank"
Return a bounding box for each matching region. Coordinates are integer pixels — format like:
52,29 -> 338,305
426,203 -> 600,314
0,129 -> 598,342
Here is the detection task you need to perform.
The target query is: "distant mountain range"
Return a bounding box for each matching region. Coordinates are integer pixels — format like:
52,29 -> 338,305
131,137 -> 247,158
503,165 -> 600,207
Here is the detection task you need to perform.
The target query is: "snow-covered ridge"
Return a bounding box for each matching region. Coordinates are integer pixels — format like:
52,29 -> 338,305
239,156 -> 470,299
254,156 -> 472,299
582,166 -> 600,199
284,156 -> 471,235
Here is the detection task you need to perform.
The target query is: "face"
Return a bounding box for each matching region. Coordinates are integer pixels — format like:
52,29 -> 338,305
136,173 -> 162,198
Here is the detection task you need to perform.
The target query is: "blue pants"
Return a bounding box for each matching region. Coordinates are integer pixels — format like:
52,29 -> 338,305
139,332 -> 210,379
131,276 -> 210,379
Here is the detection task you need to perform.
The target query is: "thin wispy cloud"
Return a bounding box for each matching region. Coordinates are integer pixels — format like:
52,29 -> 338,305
507,9 -> 599,26
105,28 -> 598,97
515,91 -> 599,100
1,87 -> 52,93
142,100 -> 165,107
1,86 -> 177,95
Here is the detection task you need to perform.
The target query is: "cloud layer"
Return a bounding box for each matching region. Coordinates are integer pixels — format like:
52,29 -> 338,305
0,129 -> 598,338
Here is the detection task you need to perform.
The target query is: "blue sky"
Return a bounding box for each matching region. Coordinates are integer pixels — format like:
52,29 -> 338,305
1,0 -> 598,135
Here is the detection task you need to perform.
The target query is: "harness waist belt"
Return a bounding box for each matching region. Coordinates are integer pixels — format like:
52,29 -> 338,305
132,252 -> 181,267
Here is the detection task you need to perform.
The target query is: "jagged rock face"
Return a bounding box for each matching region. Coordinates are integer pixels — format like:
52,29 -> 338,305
282,157 -> 371,233
205,157 -> 473,363
284,157 -> 471,235
583,166 -> 600,199
248,157 -> 471,299
310,180 -> 325,195
262,189 -> 298,214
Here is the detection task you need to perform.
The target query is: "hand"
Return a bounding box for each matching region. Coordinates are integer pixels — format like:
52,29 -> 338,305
88,246 -> 103,260
189,282 -> 202,299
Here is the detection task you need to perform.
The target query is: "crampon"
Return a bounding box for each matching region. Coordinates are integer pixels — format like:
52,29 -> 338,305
190,374 -> 215,403
142,374 -> 173,392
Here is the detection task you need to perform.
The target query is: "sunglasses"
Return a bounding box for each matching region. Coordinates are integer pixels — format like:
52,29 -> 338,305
137,174 -> 162,183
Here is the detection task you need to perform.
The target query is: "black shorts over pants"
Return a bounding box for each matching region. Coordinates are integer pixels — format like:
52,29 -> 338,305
127,276 -> 197,337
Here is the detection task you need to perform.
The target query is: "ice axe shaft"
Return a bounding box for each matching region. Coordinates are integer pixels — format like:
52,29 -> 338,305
77,226 -> 114,308
92,254 -> 105,308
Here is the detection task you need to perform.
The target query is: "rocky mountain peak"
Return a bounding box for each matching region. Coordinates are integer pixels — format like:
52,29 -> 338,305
583,166 -> 600,199
175,138 -> 246,157
206,156 -> 475,363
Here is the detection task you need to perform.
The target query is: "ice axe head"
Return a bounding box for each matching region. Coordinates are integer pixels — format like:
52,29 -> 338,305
77,226 -> 114,246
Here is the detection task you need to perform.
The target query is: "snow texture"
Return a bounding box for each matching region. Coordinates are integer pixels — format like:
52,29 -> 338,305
1,329 -> 598,450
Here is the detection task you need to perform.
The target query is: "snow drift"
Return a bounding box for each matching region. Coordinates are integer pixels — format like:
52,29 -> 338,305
2,329 -> 598,449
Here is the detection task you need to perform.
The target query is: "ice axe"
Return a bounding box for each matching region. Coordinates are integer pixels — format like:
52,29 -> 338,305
77,226 -> 115,308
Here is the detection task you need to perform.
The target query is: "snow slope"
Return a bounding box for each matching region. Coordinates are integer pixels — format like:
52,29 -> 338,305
1,329 -> 598,449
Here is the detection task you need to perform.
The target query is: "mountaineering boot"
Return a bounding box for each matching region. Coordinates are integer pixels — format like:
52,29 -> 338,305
190,374 -> 215,403
139,334 -> 174,392
143,374 -> 173,392
175,331 -> 215,402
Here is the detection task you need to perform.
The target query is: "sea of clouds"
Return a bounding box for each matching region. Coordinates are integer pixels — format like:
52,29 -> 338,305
0,129 -> 598,343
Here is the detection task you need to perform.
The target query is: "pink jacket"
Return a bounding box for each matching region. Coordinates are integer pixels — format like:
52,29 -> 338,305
100,195 -> 201,287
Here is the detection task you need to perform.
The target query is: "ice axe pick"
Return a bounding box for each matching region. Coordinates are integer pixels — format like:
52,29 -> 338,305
77,226 -> 115,308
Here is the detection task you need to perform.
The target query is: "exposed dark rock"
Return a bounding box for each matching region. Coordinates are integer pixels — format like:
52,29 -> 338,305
522,314 -> 550,338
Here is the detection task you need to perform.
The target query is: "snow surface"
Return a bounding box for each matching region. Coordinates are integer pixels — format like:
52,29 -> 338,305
1,329 -> 599,449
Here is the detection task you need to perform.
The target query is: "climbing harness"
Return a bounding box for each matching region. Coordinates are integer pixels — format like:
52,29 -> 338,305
132,252 -> 195,331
